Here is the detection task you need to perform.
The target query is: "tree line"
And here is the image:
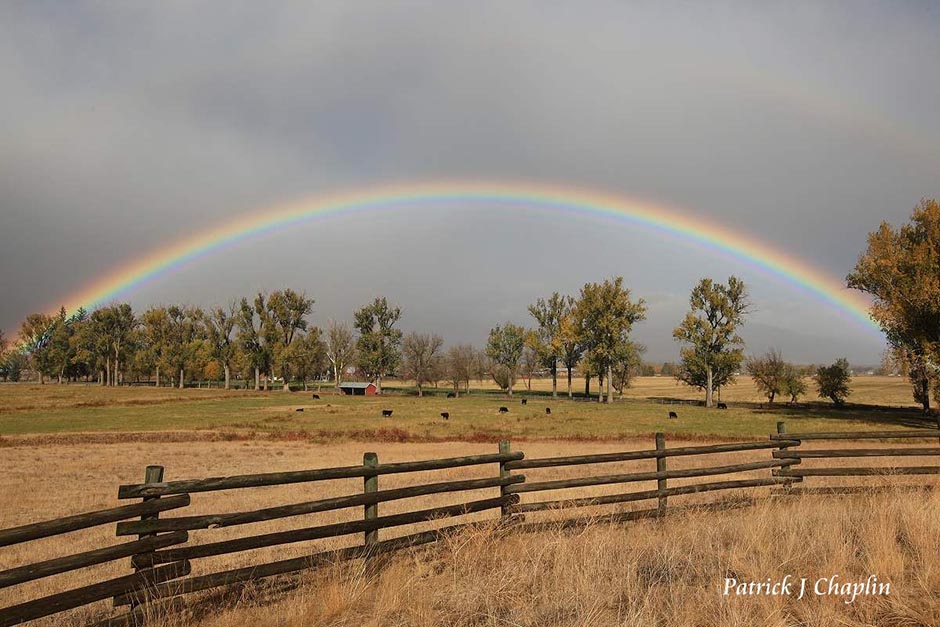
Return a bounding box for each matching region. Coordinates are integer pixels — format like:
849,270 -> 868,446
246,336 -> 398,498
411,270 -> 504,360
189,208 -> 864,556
0,271 -> 875,407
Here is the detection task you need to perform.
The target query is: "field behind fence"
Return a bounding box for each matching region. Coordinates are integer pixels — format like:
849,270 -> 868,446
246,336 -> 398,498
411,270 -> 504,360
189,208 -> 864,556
3,422 -> 940,626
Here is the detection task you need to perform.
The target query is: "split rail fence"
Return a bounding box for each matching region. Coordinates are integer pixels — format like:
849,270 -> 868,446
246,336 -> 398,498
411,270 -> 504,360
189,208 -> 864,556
3,422 -> 940,626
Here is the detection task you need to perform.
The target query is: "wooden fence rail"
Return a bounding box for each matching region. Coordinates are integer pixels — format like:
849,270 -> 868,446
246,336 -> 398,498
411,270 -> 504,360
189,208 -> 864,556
4,423 -> 940,626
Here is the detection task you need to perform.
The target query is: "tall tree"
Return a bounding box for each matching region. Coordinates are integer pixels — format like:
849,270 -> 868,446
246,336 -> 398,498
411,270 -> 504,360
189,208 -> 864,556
140,307 -> 170,387
288,329 -> 326,391
673,276 -> 749,407
847,199 -> 940,412
266,289 -> 314,391
519,343 -> 540,391
19,312 -> 55,383
237,296 -> 269,390
47,308 -> 76,384
445,344 -> 474,396
745,349 -> 786,404
354,297 -> 402,394
528,293 -> 571,399
206,303 -> 238,390
573,277 -> 647,403
325,320 -> 357,388
162,306 -> 204,389
101,304 -> 137,386
401,332 -> 444,397
486,323 -> 526,397
556,312 -> 584,398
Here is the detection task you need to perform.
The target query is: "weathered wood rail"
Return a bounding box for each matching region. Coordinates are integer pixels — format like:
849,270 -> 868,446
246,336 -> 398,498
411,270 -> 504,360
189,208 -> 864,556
770,426 -> 940,485
3,422 -> 940,626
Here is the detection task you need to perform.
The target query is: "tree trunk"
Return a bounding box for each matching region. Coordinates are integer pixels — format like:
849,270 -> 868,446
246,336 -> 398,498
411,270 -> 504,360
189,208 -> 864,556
551,362 -> 557,399
705,365 -> 714,408
254,367 -> 260,391
179,368 -> 185,389
224,365 -> 231,390
376,375 -> 383,395
567,366 -> 573,399
417,384 -> 423,397
508,373 -> 513,397
105,356 -> 110,387
155,365 -> 160,388
597,370 -> 603,403
333,363 -> 340,388
606,364 -> 614,404
585,373 -> 590,397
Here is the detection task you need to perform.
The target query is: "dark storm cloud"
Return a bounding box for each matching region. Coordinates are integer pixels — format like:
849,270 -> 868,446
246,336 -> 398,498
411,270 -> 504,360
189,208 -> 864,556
1,2 -> 938,362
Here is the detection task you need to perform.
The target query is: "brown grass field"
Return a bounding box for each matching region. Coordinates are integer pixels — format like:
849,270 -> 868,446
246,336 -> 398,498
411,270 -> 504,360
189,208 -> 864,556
2,380 -> 940,625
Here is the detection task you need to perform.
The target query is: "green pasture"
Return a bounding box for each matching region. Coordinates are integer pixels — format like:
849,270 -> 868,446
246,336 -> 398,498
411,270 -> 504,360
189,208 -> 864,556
0,379 -> 932,441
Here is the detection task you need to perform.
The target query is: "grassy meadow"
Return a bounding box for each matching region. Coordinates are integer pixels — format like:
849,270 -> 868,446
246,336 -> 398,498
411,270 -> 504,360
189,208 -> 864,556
2,438 -> 939,626
2,377 -> 938,626
0,376 -> 931,442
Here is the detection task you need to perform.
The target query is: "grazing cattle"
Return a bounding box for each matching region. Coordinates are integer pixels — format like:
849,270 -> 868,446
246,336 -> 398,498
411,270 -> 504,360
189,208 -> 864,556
295,408 -> 304,412
446,392 -> 457,398
716,402 -> 727,409
521,398 -> 527,405
382,409 -> 393,417
545,407 -> 551,415
440,412 -> 449,420
498,407 -> 509,414
668,411 -> 678,419
311,394 -> 320,400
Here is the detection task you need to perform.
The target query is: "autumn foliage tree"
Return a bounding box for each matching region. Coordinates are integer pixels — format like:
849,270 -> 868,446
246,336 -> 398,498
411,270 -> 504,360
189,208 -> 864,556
573,277 -> 647,403
848,199 -> 940,412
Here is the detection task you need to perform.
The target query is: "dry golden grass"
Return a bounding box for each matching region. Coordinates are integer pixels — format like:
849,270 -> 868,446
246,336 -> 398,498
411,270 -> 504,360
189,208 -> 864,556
3,438 -> 940,625
177,487 -> 940,627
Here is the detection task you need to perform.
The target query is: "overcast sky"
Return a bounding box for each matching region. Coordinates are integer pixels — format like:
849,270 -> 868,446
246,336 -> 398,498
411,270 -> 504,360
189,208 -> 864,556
1,2 -> 938,363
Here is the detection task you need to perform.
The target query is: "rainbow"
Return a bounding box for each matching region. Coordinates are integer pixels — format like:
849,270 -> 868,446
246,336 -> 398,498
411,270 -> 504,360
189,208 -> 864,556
56,181 -> 879,335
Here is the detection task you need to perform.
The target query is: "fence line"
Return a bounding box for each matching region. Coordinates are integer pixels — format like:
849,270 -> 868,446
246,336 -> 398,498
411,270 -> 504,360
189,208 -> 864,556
3,422 -> 940,626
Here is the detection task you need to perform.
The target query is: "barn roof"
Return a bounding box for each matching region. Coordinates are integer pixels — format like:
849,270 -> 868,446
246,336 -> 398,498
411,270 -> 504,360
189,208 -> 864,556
338,382 -> 375,389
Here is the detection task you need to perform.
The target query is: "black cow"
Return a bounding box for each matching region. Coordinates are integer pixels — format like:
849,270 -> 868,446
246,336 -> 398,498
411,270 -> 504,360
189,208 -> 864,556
498,406 -> 509,414
295,408 -> 304,412
446,392 -> 457,398
545,407 -> 552,415
716,402 -> 728,409
382,409 -> 393,417
311,394 -> 320,400
440,412 -> 449,420
668,411 -> 678,419
521,398 -> 527,405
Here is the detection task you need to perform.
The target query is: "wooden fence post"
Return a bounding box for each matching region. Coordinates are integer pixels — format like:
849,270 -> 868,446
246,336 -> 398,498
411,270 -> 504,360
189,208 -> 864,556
363,453 -> 378,554
655,433 -> 667,516
499,440 -> 511,520
127,465 -> 163,615
775,422 -> 796,492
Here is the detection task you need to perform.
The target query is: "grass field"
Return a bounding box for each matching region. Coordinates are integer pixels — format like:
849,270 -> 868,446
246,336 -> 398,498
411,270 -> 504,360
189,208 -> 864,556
2,379 -> 938,625
2,438 -> 939,626
0,376 -> 931,442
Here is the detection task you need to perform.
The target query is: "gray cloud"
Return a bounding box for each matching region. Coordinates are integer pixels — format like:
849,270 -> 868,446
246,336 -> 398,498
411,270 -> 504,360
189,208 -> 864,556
1,1 -> 937,363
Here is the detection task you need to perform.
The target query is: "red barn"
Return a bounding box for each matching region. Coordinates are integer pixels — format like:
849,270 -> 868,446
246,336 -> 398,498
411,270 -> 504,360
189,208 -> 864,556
339,382 -> 377,396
